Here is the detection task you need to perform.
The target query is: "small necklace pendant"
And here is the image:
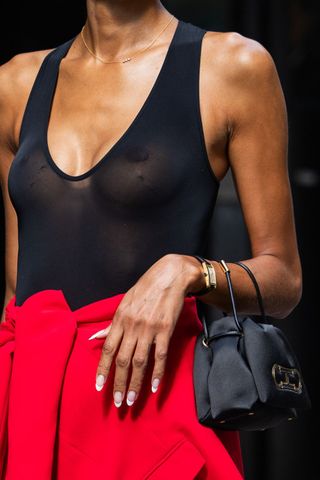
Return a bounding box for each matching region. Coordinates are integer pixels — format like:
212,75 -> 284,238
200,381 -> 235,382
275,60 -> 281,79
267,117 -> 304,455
122,57 -> 132,63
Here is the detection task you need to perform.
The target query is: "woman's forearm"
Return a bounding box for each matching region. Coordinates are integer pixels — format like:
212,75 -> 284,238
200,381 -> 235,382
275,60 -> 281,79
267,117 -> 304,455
179,253 -> 302,320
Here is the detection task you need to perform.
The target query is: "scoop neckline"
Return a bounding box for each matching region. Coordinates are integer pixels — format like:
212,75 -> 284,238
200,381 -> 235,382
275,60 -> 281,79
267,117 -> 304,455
43,19 -> 182,181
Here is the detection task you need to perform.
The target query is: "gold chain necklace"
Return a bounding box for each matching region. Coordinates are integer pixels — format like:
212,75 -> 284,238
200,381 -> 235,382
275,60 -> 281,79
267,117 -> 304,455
80,14 -> 175,64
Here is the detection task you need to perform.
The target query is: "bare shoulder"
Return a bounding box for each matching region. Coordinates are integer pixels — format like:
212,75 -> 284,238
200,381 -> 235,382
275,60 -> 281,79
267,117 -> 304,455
200,29 -> 286,132
202,30 -> 279,89
0,48 -> 54,98
0,49 -> 55,152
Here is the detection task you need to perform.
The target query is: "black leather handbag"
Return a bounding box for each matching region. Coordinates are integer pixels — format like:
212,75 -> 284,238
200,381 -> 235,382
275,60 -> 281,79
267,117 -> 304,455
193,259 -> 311,431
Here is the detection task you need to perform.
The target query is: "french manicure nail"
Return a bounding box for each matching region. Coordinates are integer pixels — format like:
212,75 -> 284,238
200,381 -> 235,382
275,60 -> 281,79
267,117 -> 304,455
88,329 -> 107,340
151,378 -> 160,393
126,390 -> 136,406
114,391 -> 123,407
96,374 -> 106,391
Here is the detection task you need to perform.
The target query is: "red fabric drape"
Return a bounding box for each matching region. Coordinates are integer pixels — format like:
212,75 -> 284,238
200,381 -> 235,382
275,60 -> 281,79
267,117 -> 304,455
0,289 -> 244,479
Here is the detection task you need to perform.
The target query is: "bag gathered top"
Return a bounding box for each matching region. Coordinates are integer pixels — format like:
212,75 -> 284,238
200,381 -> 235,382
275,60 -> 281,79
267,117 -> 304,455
193,259 -> 312,431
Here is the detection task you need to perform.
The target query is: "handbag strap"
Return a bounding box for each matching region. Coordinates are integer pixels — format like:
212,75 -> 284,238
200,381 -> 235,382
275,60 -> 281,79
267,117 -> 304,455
219,260 -> 243,332
234,261 -> 267,322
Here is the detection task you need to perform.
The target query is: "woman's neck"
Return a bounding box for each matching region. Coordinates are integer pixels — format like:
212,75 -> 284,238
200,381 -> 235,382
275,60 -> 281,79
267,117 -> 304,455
83,0 -> 171,60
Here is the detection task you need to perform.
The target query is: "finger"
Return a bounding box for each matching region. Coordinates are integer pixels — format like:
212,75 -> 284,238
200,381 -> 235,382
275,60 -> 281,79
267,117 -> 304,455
150,334 -> 170,394
113,336 -> 138,407
126,339 -> 153,407
88,323 -> 112,340
96,325 -> 123,392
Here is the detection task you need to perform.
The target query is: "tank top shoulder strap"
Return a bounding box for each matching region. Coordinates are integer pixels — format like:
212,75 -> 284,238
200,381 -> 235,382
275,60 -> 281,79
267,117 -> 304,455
18,36 -> 76,145
164,20 -> 215,183
159,19 -> 207,94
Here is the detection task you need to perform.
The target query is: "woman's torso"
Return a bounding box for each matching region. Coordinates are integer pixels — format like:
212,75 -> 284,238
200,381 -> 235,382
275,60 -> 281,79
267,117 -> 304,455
8,19 -> 220,310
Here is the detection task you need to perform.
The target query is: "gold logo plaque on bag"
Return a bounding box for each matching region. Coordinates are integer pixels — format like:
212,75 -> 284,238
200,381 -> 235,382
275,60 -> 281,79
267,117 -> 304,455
272,364 -> 302,394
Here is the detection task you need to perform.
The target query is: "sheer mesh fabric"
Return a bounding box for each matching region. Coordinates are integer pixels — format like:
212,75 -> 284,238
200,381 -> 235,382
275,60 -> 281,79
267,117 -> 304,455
8,20 -> 219,310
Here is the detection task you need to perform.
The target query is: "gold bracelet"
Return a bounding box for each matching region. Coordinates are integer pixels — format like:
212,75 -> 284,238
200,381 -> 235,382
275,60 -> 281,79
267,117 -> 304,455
187,255 -> 217,297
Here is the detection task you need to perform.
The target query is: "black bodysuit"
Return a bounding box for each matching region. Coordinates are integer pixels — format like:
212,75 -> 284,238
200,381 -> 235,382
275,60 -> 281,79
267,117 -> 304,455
8,19 -> 220,310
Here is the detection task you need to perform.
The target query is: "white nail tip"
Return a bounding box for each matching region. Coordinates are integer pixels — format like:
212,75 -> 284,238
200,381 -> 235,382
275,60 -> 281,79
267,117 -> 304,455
114,401 -> 122,408
88,329 -> 106,340
126,399 -> 134,406
151,386 -> 158,393
95,384 -> 104,392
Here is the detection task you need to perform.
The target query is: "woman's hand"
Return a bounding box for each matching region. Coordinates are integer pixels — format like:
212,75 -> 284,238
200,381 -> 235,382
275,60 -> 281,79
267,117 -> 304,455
89,253 -> 204,408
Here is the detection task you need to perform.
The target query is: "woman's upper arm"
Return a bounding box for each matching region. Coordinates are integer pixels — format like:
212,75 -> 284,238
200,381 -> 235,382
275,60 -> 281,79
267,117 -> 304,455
225,35 -> 301,285
0,51 -> 53,322
0,57 -> 21,321
198,33 -> 302,319
0,149 -> 19,316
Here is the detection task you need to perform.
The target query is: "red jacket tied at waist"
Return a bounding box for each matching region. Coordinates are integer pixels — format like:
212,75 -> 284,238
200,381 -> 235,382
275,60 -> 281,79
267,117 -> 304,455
0,289 -> 244,480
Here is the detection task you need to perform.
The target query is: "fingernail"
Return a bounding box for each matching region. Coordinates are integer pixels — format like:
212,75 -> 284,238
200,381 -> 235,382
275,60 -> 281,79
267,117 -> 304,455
151,378 -> 160,393
126,390 -> 136,406
114,391 -> 123,407
96,374 -> 106,391
88,328 -> 107,340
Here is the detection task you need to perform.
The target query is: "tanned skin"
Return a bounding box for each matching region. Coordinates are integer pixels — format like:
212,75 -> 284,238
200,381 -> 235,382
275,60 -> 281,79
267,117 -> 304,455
0,1 -> 302,407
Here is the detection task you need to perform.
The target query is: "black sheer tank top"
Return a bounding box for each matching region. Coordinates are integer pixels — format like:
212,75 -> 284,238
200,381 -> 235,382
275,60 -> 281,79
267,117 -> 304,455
8,19 -> 220,310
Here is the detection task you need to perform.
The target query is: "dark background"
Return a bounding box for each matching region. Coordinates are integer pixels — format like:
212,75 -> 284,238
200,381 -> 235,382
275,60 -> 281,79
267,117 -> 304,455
0,1 -> 318,478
